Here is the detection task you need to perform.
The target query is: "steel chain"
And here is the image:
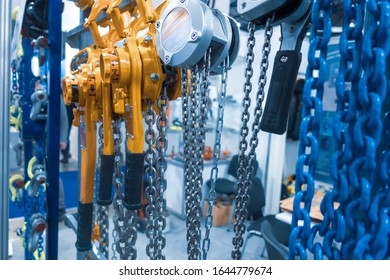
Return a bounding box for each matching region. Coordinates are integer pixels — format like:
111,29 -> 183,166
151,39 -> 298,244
181,68 -> 192,255
232,19 -> 272,260
154,86 -> 169,260
145,101 -> 158,259
185,65 -> 199,258
202,55 -> 229,260
289,0 -> 332,259
97,123 -> 109,259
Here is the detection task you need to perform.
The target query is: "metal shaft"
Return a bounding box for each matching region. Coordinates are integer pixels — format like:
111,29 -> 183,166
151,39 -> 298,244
0,0 -> 11,260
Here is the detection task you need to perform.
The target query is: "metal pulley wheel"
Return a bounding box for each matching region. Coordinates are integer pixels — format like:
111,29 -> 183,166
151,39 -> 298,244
155,0 -> 240,74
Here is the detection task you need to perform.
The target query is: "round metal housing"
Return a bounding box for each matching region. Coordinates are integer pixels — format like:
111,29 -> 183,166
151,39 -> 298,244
156,0 -> 240,74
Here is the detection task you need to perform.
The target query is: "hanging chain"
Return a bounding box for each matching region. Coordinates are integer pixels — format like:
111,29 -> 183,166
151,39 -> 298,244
232,19 -> 273,260
289,0 -> 332,259
185,65 -> 200,258
347,0 -> 390,259
97,123 -> 109,259
315,0 -> 366,260
145,100 -> 158,259
182,68 -> 193,255
154,86 -> 169,260
184,49 -> 212,260
111,119 -> 127,260
202,55 -> 229,260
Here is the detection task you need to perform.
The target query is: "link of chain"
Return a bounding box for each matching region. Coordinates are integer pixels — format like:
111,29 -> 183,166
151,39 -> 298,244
202,55 -> 229,260
145,101 -> 158,259
154,86 -> 169,260
97,123 -> 109,259
232,20 -> 272,260
289,0 -> 332,260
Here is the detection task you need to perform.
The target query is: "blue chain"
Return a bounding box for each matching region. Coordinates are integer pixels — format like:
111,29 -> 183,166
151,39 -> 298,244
289,0 -> 332,260
326,0 -> 366,260
351,0 -> 390,259
291,0 -> 390,260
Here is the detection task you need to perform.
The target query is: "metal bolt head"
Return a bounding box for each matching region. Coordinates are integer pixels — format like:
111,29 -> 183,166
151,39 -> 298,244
156,21 -> 161,29
180,0 -> 185,3
164,55 -> 171,64
191,31 -> 198,41
241,2 -> 247,9
280,55 -> 289,63
150,73 -> 160,81
144,35 -> 153,42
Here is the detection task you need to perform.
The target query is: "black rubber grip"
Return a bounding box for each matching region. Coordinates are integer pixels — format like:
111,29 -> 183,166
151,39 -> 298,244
75,202 -> 93,252
260,50 -> 302,135
123,151 -> 145,210
97,155 -> 115,206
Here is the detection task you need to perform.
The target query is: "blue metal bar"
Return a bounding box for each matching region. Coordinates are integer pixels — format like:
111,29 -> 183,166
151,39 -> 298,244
46,0 -> 63,260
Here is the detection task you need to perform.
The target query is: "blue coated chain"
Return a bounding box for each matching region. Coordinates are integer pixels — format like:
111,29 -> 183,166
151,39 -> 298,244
290,0 -> 390,260
350,0 -> 390,259
289,0 -> 332,260
325,0 -> 367,260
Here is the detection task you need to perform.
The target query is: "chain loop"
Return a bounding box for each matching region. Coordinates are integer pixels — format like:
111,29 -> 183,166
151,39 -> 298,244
145,101 -> 158,259
201,56 -> 229,260
232,20 -> 272,260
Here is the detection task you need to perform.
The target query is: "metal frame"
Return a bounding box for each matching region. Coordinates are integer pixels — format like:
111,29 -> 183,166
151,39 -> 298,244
45,0 -> 63,260
0,0 -> 11,260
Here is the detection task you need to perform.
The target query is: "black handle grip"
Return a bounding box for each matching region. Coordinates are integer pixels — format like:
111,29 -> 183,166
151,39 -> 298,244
97,155 -> 114,206
260,50 -> 302,135
75,202 -> 93,252
123,151 -> 145,210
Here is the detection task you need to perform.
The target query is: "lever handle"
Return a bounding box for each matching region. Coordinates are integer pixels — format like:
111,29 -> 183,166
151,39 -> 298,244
75,202 -> 93,252
97,155 -> 115,206
260,50 -> 302,135
123,151 -> 145,210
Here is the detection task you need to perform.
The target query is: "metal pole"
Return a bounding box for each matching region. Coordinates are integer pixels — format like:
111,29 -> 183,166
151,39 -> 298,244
0,0 -> 12,260
46,0 -> 62,260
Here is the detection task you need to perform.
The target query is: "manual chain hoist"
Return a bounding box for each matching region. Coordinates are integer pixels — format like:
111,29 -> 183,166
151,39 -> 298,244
156,0 -> 240,260
95,0 -> 182,260
63,0 -> 182,260
228,0 -> 312,260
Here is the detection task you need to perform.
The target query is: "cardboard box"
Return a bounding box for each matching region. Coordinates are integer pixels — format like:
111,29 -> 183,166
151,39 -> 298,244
203,201 -> 233,227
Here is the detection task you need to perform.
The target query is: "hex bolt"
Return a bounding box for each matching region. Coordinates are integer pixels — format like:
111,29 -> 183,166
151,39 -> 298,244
150,73 -> 160,81
241,2 -> 246,9
280,55 -> 289,63
165,55 -> 171,64
144,35 -> 153,42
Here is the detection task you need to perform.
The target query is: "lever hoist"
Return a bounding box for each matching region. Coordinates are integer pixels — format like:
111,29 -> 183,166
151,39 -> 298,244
63,0 -> 181,260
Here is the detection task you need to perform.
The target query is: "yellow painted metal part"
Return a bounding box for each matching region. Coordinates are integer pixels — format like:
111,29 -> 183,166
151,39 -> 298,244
125,37 -> 144,153
79,97 -> 97,204
74,0 -> 94,11
135,0 -> 155,24
138,31 -> 164,102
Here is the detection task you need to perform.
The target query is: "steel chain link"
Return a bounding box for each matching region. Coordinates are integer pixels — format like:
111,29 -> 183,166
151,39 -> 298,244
232,19 -> 272,260
145,101 -> 158,259
202,56 -> 229,260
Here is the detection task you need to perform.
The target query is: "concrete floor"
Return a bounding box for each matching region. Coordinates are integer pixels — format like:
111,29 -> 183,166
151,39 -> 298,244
8,208 -> 266,260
